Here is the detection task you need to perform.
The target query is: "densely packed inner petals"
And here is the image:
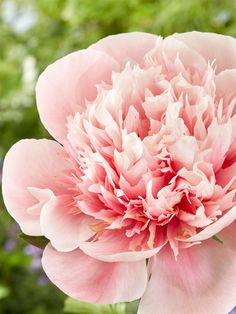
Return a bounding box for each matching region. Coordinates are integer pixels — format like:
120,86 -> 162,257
63,37 -> 236,257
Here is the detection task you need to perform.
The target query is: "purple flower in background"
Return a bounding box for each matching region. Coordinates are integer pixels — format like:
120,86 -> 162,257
24,245 -> 49,285
24,244 -> 43,271
38,275 -> 48,286
3,221 -> 20,252
4,239 -> 17,251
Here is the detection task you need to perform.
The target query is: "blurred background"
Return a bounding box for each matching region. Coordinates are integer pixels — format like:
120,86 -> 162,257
1,0 -> 236,313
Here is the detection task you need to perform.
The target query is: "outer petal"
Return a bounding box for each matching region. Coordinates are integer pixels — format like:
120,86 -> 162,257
42,244 -> 147,304
216,161 -> 236,188
215,69 -> 236,106
79,230 -> 166,262
219,222 -> 236,253
90,32 -> 158,66
2,139 -> 70,235
173,31 -> 236,73
40,194 -> 95,252
138,233 -> 236,314
179,205 -> 236,242
36,49 -> 120,142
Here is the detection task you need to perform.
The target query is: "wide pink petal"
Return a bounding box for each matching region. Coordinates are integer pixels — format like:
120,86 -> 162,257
36,49 -> 119,142
203,119 -> 232,172
42,244 -> 147,304
2,139 -> 70,235
216,163 -> 236,188
138,236 -> 236,314
90,32 -> 158,66
168,136 -> 198,170
179,205 -> 236,242
40,194 -> 95,252
173,31 -> 236,73
219,222 -> 236,253
79,230 -> 166,262
215,69 -> 236,106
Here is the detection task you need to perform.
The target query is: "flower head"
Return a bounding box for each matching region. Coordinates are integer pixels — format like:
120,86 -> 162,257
2,32 -> 236,314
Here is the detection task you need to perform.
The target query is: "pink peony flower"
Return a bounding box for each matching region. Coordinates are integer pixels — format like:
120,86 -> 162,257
2,31 -> 236,314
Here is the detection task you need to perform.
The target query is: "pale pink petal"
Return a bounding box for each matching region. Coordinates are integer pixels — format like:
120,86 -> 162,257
218,221 -> 236,253
227,115 -> 236,163
27,187 -> 53,215
79,231 -> 166,262
138,239 -> 236,314
162,35 -> 207,74
36,50 -> 119,142
42,244 -> 147,304
2,139 -> 70,235
216,163 -> 236,188
215,69 -> 236,112
40,194 -> 95,252
173,31 -> 236,73
180,205 -> 236,242
203,119 -> 232,171
215,69 -> 236,98
168,136 -> 198,170
90,32 -> 158,66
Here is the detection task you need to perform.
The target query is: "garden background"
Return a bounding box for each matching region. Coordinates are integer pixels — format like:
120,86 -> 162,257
1,0 -> 236,313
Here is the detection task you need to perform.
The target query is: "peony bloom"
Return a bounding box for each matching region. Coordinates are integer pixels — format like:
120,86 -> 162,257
2,31 -> 236,314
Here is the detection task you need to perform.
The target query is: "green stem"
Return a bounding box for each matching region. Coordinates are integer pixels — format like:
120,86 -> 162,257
108,304 -> 116,314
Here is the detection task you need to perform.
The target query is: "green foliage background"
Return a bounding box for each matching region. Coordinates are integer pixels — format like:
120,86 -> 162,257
1,0 -> 236,313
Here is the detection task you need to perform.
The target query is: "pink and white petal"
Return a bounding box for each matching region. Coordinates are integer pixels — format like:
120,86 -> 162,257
180,205 -> 236,243
215,69 -> 236,107
36,49 -> 120,142
203,119 -> 232,172
218,221 -> 236,253
216,162 -> 236,188
162,35 -> 207,74
27,187 -> 53,215
138,241 -> 236,314
79,231 -> 166,262
40,194 -> 95,252
173,31 -> 236,73
168,136 -> 198,170
42,244 -> 147,304
2,139 -> 70,235
90,32 -> 158,66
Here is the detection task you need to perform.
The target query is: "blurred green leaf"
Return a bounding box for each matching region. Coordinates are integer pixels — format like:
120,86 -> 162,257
0,285 -> 10,299
64,298 -> 127,314
126,300 -> 139,314
18,233 -> 49,249
212,235 -> 224,244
